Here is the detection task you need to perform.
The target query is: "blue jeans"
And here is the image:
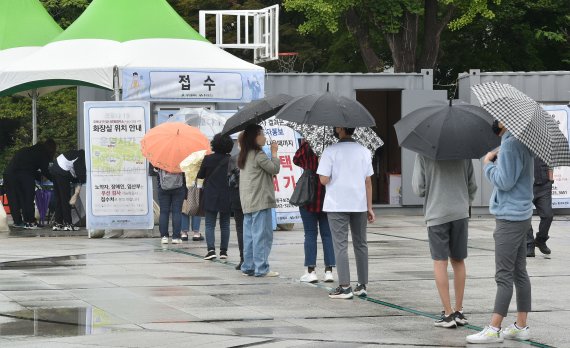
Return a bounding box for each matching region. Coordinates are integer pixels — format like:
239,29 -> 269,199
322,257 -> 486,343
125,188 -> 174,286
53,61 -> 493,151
158,187 -> 185,239
205,210 -> 231,251
299,207 -> 336,268
181,214 -> 201,232
241,208 -> 273,276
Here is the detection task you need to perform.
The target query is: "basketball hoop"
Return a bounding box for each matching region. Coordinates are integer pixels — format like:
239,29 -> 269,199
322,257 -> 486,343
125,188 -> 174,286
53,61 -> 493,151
277,52 -> 299,73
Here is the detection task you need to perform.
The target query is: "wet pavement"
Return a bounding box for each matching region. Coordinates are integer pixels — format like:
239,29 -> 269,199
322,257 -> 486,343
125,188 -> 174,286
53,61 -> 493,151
0,214 -> 568,347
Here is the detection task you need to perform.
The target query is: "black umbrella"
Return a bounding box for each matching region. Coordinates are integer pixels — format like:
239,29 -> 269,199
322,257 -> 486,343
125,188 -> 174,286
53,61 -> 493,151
221,94 -> 293,135
274,85 -> 375,127
394,99 -> 500,160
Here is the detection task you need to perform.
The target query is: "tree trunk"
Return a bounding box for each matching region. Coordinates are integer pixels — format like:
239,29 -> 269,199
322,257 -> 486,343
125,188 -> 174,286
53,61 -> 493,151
385,11 -> 419,72
345,9 -> 384,72
417,0 -> 455,70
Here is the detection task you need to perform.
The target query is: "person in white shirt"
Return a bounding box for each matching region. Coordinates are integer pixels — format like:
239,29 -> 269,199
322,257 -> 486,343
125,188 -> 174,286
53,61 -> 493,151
317,127 -> 375,299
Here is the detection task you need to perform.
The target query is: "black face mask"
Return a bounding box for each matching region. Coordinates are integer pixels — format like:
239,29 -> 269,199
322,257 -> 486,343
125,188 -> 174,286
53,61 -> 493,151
492,120 -> 502,135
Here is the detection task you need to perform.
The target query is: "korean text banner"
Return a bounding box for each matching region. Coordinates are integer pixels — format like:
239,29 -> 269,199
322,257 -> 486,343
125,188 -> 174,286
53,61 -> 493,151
543,105 -> 570,208
84,101 -> 153,230
122,69 -> 264,103
261,118 -> 302,224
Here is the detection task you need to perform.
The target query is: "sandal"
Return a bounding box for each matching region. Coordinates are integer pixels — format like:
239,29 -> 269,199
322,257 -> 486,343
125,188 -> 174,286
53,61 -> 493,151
192,232 -> 204,241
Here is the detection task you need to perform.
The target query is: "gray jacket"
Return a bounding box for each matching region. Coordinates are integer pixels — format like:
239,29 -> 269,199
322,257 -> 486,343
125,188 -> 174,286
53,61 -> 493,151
412,154 -> 477,227
239,150 -> 280,214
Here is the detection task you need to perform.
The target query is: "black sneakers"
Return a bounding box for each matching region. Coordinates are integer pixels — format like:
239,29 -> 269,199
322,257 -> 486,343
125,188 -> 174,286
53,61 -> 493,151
24,222 -> 40,230
219,250 -> 228,259
354,283 -> 367,297
434,311 -> 457,328
204,250 -> 217,260
454,310 -> 468,326
527,245 -> 536,257
328,286 -> 353,299
535,242 -> 551,255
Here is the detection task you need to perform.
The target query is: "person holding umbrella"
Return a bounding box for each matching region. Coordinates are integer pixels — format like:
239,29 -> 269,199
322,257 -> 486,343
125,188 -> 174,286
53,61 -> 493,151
466,82 -> 570,343
238,124 -> 281,277
293,140 -> 336,283
49,149 -> 86,231
141,122 -> 211,245
412,154 -> 477,328
317,127 -> 375,299
466,121 -> 534,344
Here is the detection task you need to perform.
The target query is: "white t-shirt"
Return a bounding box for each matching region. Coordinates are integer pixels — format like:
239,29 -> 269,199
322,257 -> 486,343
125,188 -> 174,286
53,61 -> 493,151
317,141 -> 374,212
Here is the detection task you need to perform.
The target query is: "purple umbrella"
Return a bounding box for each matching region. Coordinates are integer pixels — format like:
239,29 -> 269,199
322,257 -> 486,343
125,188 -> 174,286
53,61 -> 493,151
35,189 -> 52,225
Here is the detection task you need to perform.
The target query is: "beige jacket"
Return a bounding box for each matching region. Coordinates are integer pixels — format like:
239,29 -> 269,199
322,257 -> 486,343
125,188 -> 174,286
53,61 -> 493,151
239,150 -> 280,214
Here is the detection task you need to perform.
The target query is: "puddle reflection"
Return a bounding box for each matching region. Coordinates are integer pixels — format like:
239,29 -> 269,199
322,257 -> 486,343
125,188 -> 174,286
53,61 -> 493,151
0,307 -> 114,337
0,255 -> 87,270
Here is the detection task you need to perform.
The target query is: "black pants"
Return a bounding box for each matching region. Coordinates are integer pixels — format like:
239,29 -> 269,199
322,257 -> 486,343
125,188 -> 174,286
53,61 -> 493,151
4,173 -> 23,225
527,182 -> 553,246
52,173 -> 73,225
4,171 -> 36,224
233,208 -> 244,261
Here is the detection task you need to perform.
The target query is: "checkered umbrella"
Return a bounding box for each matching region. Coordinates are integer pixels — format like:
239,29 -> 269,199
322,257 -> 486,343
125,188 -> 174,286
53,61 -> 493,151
286,122 -> 383,157
471,81 -> 570,167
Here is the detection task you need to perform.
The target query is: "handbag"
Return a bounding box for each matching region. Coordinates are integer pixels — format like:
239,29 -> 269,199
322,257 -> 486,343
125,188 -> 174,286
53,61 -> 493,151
183,183 -> 204,216
289,168 -> 317,207
183,156 -> 230,216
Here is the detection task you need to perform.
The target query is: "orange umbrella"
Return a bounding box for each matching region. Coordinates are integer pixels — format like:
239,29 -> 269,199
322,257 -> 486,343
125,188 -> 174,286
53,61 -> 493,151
141,123 -> 210,173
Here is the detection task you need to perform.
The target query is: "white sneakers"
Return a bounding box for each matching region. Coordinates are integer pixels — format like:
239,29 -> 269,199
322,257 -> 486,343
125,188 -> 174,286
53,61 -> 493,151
171,238 -> 182,244
300,271 -> 318,283
502,323 -> 530,341
161,236 -> 169,244
300,270 -> 335,283
466,323 -> 530,344
466,326 -> 504,344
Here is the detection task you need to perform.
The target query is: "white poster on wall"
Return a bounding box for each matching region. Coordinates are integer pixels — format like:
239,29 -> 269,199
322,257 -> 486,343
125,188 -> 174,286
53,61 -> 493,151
543,105 -> 570,208
84,101 -> 153,230
260,118 -> 302,224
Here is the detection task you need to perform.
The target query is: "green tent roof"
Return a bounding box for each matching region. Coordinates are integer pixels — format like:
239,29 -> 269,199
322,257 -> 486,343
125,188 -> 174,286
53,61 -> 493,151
54,0 -> 208,43
0,0 -> 63,50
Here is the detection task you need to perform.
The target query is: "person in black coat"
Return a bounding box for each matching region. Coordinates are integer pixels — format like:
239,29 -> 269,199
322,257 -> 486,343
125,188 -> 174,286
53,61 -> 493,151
228,132 -> 244,270
49,150 -> 86,231
3,139 -> 56,229
197,133 -> 233,260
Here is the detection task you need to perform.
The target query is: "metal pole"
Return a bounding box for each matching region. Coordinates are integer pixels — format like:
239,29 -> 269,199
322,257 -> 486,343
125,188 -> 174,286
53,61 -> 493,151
113,66 -> 120,101
32,89 -> 38,145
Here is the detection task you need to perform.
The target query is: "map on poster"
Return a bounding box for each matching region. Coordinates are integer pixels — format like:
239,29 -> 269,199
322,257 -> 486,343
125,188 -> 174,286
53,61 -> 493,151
543,105 -> 570,208
84,102 -> 153,230
260,118 -> 302,224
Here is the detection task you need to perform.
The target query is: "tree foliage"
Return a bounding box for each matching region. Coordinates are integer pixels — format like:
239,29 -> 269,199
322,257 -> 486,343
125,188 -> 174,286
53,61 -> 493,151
284,0 -> 501,72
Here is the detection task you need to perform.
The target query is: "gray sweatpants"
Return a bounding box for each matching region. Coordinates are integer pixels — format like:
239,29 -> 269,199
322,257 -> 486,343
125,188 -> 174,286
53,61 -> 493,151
493,218 -> 532,317
327,212 -> 368,286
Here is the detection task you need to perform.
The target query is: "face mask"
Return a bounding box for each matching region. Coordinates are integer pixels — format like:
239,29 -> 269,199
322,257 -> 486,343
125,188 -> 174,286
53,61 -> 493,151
333,128 -> 340,139
492,120 -> 502,135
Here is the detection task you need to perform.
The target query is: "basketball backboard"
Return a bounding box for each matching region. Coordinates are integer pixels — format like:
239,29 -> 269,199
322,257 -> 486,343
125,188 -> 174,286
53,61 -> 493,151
199,5 -> 279,64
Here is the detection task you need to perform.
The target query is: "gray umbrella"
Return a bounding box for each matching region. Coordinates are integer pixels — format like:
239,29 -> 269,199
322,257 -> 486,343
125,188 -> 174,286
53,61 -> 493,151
221,94 -> 293,135
274,89 -> 375,127
394,99 -> 500,160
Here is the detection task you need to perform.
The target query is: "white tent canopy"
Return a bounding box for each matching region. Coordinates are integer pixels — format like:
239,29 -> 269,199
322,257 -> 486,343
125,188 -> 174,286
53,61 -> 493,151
0,0 -> 264,101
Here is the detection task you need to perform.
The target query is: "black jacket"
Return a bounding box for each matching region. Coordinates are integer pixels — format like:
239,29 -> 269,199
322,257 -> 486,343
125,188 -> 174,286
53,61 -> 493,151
197,153 -> 231,213
533,156 -> 551,186
4,143 -> 52,180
